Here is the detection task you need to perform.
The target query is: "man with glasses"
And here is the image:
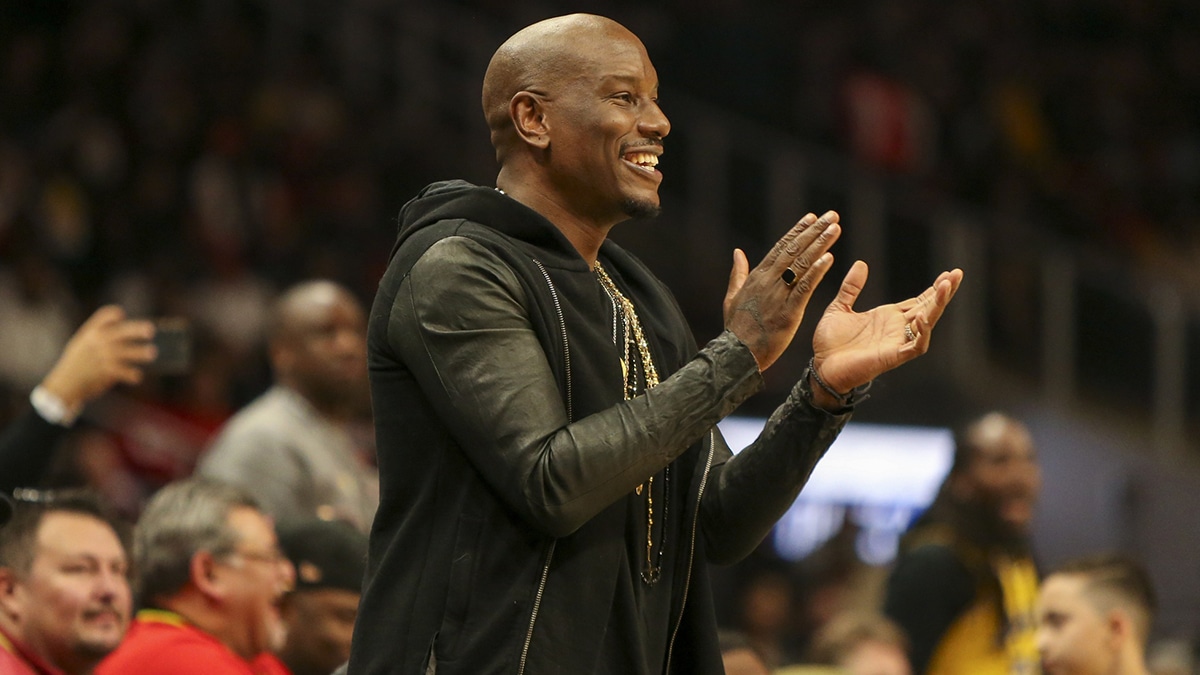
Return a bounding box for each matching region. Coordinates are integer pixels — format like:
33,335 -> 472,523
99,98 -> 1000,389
0,489 -> 131,675
96,478 -> 295,675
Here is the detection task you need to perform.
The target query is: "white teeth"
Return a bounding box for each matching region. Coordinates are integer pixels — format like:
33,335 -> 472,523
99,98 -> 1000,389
624,151 -> 658,168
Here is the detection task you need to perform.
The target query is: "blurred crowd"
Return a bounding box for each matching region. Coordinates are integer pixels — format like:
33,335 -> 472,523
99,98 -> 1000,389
4,0 -> 1200,427
667,0 -> 1200,285
2,1 -> 1198,674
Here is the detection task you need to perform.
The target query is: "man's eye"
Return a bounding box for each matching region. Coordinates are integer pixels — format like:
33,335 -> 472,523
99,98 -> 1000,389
613,93 -> 633,103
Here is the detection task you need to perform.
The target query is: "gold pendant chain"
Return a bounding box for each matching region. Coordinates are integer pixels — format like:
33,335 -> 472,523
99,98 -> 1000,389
594,261 -> 665,585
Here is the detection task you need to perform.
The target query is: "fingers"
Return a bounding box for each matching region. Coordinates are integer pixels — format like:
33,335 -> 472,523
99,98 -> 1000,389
723,248 -> 750,319
763,213 -> 818,268
81,305 -> 128,330
763,211 -> 840,276
783,221 -> 840,292
785,252 -> 834,300
114,340 -> 158,367
904,268 -> 965,351
111,363 -> 147,386
111,318 -> 157,354
831,261 -> 869,311
915,268 -> 964,327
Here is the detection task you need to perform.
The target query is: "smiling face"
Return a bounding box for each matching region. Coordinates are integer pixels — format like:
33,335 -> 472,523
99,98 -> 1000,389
484,15 -> 670,233
954,414 -> 1041,538
540,27 -> 669,224
215,507 -> 295,659
2,511 -> 131,674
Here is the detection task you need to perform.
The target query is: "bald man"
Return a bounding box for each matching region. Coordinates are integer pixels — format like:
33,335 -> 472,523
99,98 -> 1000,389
351,14 -> 961,674
885,412 -> 1042,675
199,280 -> 378,531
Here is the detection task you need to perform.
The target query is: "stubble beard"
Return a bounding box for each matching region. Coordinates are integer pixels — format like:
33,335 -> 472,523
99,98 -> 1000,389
620,196 -> 661,220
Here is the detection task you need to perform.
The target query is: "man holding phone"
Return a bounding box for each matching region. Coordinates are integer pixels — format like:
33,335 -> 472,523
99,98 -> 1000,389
0,305 -> 157,492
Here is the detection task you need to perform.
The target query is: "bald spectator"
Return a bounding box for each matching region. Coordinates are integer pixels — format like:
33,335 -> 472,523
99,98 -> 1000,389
884,412 -> 1041,674
0,490 -> 131,675
96,478 -> 295,675
1,306 -> 156,492
273,518 -> 367,675
1036,555 -> 1155,675
198,280 -> 377,531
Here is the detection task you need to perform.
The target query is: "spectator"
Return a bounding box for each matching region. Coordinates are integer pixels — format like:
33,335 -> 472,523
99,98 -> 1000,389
1036,554 -> 1156,675
884,412 -> 1041,674
197,280 -> 377,531
0,489 -> 131,675
273,518 -> 367,675
809,611 -> 911,675
96,478 -> 294,675
350,12 -> 961,675
0,305 -> 156,493
720,629 -> 773,675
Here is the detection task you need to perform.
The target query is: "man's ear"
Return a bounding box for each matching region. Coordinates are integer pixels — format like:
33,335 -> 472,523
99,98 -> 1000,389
190,551 -> 226,600
269,341 -> 295,379
510,92 -> 550,150
0,567 -> 22,619
1106,608 -> 1131,650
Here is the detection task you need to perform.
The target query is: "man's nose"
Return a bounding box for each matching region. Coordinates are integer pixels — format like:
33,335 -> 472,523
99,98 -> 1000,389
96,568 -> 129,600
639,102 -> 670,139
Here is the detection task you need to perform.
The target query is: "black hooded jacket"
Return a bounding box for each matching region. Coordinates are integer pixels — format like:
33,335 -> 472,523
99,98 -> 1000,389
348,180 -> 850,674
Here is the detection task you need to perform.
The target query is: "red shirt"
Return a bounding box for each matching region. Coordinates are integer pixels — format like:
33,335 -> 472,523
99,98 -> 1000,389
251,653 -> 292,675
0,625 -> 65,675
95,610 -> 280,675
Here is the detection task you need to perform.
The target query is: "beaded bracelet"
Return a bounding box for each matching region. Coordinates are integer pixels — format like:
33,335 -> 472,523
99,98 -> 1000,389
806,357 -> 872,409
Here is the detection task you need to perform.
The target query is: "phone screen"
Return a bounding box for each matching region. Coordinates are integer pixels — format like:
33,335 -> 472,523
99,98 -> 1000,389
152,318 -> 192,374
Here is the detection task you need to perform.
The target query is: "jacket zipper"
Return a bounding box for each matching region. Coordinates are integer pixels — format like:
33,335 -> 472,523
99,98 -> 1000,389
531,259 -> 573,420
663,430 -> 716,674
518,260 -> 572,674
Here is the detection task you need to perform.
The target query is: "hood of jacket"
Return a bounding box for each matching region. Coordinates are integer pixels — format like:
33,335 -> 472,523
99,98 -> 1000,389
391,179 -> 590,272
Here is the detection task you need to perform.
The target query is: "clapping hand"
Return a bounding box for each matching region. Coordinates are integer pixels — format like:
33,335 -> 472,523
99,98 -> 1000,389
810,261 -> 963,395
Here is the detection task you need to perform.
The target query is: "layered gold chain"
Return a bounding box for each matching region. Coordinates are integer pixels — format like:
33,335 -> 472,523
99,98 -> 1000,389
594,261 -> 664,585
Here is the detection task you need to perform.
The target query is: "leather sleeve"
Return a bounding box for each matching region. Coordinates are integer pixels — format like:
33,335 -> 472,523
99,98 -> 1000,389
700,377 -> 851,565
388,236 -> 764,537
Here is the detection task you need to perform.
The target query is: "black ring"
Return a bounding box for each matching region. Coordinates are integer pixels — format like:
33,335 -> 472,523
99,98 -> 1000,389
781,267 -> 798,287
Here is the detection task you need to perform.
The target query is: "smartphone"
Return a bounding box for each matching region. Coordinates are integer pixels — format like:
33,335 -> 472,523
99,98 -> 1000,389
152,318 -> 192,374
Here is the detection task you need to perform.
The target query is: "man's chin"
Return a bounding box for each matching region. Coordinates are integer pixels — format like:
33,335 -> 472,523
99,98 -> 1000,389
268,618 -> 289,654
76,633 -> 126,659
1000,506 -> 1035,534
620,196 -> 661,220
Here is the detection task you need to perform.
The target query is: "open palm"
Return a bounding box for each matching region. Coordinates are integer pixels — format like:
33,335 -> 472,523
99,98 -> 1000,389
812,261 -> 963,393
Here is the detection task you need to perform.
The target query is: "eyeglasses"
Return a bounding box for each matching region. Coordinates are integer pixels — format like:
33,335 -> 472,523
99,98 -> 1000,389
228,547 -> 288,566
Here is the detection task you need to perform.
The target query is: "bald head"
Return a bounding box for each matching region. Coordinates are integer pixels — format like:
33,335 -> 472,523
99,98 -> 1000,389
268,280 -> 368,415
947,411 -> 1041,537
953,412 -> 1034,473
270,281 -> 356,344
482,14 -> 645,158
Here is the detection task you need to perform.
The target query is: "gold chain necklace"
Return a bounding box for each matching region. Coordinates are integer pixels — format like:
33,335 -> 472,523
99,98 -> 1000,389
594,261 -> 665,585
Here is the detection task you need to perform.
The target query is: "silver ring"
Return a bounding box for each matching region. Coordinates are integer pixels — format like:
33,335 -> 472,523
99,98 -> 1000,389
904,323 -> 917,342
781,267 -> 798,287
